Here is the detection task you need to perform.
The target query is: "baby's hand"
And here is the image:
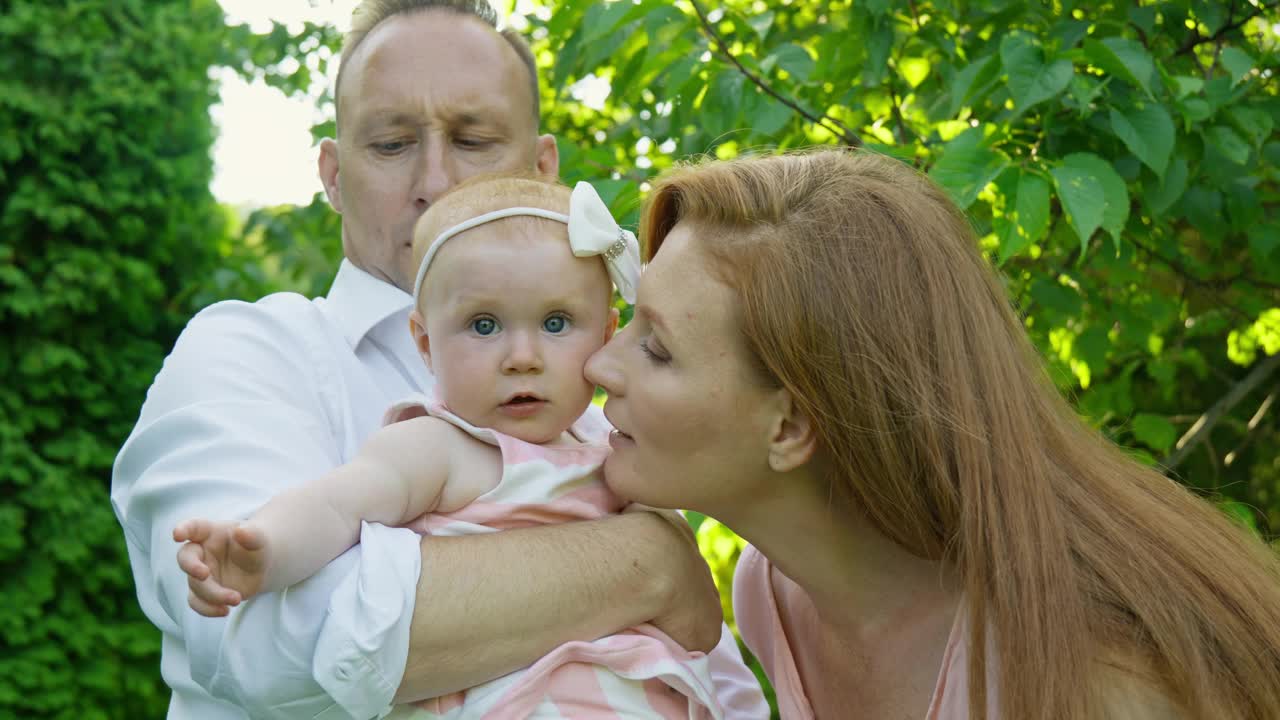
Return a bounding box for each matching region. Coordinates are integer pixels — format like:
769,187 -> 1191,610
173,519 -> 269,617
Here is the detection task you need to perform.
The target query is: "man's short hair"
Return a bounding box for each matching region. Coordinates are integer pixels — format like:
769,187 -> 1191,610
335,0 -> 540,132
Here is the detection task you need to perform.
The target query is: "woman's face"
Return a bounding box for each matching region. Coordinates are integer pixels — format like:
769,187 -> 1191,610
585,222 -> 783,513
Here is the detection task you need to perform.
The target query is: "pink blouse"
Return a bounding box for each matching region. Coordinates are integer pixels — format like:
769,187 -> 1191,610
733,545 -> 998,719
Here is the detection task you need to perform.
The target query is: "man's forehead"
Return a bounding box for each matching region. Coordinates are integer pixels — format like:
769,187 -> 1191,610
338,10 -> 528,125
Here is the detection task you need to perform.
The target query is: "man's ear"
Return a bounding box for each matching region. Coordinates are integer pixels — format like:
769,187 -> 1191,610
603,307 -> 620,343
319,138 -> 342,213
766,389 -> 818,473
409,309 -> 431,371
534,134 -> 559,179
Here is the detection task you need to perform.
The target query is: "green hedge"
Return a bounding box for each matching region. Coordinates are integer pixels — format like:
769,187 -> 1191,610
0,2 -> 228,716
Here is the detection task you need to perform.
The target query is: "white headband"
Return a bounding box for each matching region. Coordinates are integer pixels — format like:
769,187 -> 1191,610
411,181 -> 642,305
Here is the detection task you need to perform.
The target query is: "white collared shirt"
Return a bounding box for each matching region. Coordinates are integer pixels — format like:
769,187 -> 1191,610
111,260 -> 768,719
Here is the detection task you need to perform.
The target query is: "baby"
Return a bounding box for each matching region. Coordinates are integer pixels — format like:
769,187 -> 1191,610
172,175 -> 725,719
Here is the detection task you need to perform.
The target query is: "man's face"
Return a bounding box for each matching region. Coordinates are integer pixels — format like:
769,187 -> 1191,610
319,10 -> 558,292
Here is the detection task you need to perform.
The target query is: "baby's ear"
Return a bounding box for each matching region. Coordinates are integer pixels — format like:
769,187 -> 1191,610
604,307 -> 620,342
409,310 -> 432,371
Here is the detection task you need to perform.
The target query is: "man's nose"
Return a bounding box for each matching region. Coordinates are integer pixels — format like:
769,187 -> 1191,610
415,140 -> 455,208
502,331 -> 543,374
584,331 -> 622,395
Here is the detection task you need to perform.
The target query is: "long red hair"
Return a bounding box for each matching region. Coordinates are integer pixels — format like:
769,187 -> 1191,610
641,149 -> 1280,718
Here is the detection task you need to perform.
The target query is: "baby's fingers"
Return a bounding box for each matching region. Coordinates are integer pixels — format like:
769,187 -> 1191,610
187,589 -> 233,618
187,572 -> 242,614
232,524 -> 267,552
173,518 -> 213,543
176,541 -> 210,581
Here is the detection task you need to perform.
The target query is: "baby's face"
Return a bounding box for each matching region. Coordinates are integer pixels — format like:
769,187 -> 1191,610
420,220 -> 617,444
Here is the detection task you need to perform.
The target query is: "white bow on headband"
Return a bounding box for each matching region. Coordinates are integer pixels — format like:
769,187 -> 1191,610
411,181 -> 642,304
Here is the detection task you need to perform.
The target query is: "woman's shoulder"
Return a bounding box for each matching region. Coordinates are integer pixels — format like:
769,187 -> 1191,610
732,545 -> 820,719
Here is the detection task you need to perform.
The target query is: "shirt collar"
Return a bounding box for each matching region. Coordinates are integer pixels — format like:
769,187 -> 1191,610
325,259 -> 414,350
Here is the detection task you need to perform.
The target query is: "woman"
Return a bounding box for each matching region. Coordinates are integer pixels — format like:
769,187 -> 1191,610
585,150 -> 1280,719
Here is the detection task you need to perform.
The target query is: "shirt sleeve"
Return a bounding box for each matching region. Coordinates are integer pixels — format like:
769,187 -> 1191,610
707,622 -> 771,719
111,297 -> 420,719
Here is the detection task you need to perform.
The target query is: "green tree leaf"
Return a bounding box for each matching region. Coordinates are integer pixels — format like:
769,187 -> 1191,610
1143,154 -> 1189,215
1131,413 -> 1177,453
1226,106 -> 1273,148
1052,153 -> 1129,251
1001,34 -> 1074,110
1219,47 -> 1255,86
1206,125 -> 1251,165
947,54 -> 1001,116
929,130 -> 1010,209
998,171 -> 1051,263
1083,37 -> 1156,97
1110,103 -> 1175,178
764,43 -> 815,83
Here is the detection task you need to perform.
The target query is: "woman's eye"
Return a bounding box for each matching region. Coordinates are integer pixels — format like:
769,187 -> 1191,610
639,338 -> 670,364
471,318 -> 499,335
543,315 -> 569,334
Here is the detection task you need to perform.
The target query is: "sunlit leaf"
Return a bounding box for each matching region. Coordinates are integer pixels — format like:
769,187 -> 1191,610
998,171 -> 1051,263
1109,103 -> 1174,178
1083,37 -> 1155,97
929,130 -> 1010,209
1001,34 -> 1073,110
1219,47 -> 1255,86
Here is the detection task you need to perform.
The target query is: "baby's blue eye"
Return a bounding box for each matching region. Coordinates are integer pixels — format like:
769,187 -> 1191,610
543,315 -> 569,334
472,318 -> 499,335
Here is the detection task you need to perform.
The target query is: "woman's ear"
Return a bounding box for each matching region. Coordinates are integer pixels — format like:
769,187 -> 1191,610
409,310 -> 432,372
767,388 -> 818,472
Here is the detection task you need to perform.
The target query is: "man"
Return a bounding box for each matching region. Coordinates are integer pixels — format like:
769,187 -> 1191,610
111,1 -> 767,718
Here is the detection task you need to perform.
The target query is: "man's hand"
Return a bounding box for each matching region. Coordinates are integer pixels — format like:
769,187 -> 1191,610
626,505 -> 724,653
173,519 -> 270,617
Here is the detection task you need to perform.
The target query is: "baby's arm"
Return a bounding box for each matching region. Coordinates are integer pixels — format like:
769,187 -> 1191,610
174,417 -> 460,615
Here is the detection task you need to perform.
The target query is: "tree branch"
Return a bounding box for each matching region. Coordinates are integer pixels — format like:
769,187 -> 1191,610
1224,384 -> 1277,467
1127,235 -> 1264,324
688,0 -> 862,147
1162,352 -> 1280,470
1176,0 -> 1278,56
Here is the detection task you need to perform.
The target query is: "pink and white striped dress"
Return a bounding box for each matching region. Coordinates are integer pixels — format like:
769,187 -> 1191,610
382,394 -> 723,720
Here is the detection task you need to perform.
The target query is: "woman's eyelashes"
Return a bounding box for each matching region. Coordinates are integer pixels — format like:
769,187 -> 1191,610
639,337 -> 670,364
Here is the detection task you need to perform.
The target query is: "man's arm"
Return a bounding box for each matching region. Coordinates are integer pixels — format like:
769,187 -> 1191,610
393,510 -> 724,701
115,298 -> 724,718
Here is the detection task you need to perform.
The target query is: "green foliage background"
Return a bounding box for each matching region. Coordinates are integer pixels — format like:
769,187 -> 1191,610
2,0 -> 1276,717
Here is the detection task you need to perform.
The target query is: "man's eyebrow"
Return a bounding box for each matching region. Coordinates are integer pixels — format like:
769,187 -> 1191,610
357,109 -> 419,129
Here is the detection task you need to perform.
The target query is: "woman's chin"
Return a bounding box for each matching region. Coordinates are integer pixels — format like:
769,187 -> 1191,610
602,454 -> 647,504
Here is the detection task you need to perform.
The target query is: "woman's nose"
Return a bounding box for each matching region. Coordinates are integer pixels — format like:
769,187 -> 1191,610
585,330 -> 623,395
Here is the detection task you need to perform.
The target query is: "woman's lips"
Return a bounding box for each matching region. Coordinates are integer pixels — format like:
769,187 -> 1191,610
608,429 -> 635,449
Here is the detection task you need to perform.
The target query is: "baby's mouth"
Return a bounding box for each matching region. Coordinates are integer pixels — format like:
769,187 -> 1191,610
499,394 -> 547,417
504,394 -> 543,405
